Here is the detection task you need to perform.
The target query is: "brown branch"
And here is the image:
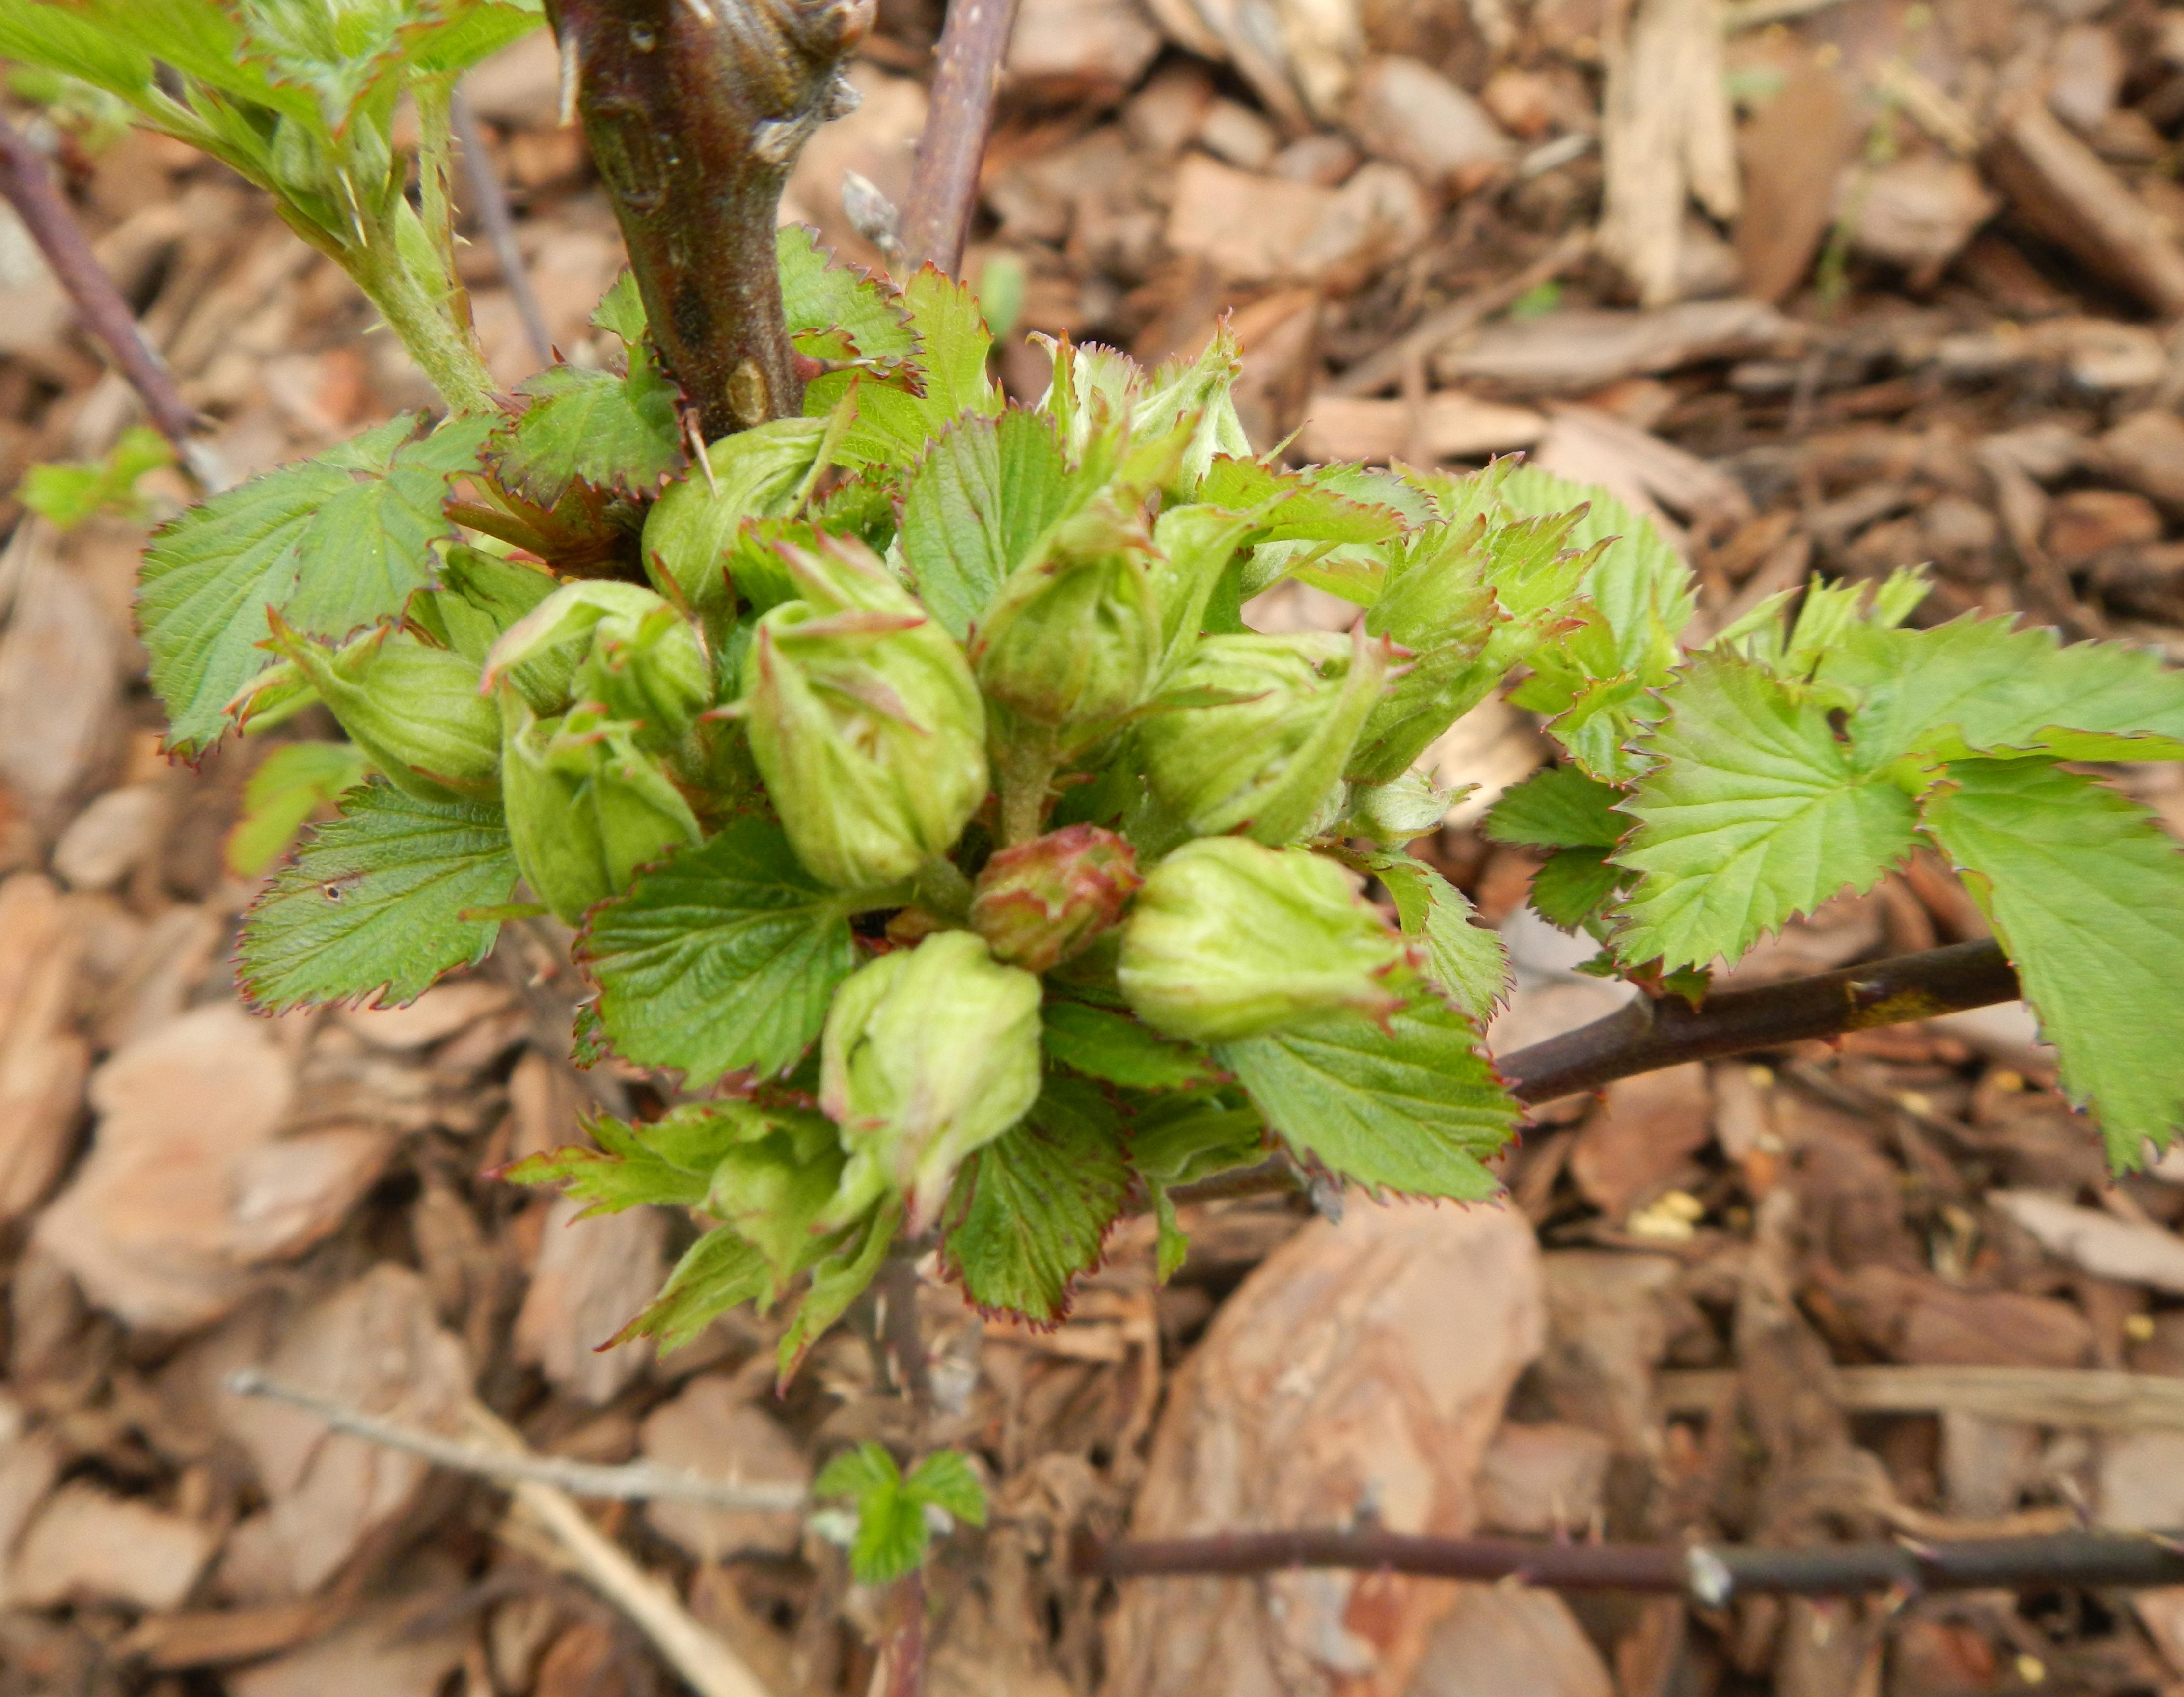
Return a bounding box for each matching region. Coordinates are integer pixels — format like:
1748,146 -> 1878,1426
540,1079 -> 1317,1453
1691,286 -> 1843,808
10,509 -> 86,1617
0,113 -> 220,485
450,87 -> 555,367
1073,1524 -> 2184,1602
899,0 -> 1021,277
1496,938 -> 2019,1105
545,0 -> 872,438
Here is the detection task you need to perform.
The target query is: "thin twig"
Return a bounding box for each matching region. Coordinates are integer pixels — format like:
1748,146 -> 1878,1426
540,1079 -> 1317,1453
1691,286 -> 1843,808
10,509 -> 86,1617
225,1370 -> 806,1513
899,0 -> 1022,278
1329,226 -> 1593,398
451,87 -> 555,366
465,1403 -> 780,1697
0,113 -> 224,488
1496,938 -> 2020,1105
1074,1524 -> 2184,1603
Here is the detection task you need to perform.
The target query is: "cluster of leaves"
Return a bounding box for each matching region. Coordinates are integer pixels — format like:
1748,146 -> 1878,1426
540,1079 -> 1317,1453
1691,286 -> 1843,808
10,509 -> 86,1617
125,230 -> 2184,1350
37,0 -> 2182,1368
813,1443 -> 987,1587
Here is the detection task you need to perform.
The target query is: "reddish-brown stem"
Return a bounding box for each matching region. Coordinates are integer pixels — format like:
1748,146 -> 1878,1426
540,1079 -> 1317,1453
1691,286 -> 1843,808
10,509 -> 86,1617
546,0 -> 872,438
1073,1525 -> 2184,1599
878,1569 -> 925,1697
1499,938 -> 2019,1105
0,113 -> 215,482
899,0 -> 1021,276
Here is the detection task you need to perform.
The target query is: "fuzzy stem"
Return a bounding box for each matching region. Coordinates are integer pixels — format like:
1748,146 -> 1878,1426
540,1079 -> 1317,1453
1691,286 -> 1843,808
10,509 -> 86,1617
913,855 -> 974,923
545,0 -> 872,439
413,74 -> 465,321
994,719 -> 1058,846
350,228 -> 501,416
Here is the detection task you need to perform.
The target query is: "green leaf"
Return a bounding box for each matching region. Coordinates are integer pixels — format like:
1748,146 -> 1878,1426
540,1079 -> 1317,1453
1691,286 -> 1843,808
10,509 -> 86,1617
578,818 -> 858,1086
1484,765 -> 1627,849
610,1225 -> 771,1354
1611,651 -> 1919,971
1529,846 -> 1625,931
1215,988 -> 1517,1197
1496,465 -> 1694,680
491,358 -> 682,508
1824,617 -> 2184,768
777,1198 -> 899,1384
138,414 -> 486,758
811,267 -> 1000,468
225,739 -> 373,877
940,1077 -> 1130,1324
1371,858 -> 1509,1022
1921,759 -> 2184,1165
778,224 -> 914,366
237,780 -> 517,1013
500,1111 -> 713,1215
905,1451 -> 987,1526
20,425 -> 172,530
896,408 -> 1074,641
1040,1001 -> 1224,1091
815,1440 -> 901,1502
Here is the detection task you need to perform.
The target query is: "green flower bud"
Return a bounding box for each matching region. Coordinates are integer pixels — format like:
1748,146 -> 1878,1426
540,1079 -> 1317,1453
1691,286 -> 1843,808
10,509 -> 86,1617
1137,629 -> 1392,844
970,506 -> 1161,734
819,930 -> 1043,1229
483,580 -> 711,751
501,700 -> 702,923
1340,769 -> 1461,847
968,824 -> 1142,973
1118,837 -> 1406,1043
262,612 -> 500,803
740,535 -> 987,892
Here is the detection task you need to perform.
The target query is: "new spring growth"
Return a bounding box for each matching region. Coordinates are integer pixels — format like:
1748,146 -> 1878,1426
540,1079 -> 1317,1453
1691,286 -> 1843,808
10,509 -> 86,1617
971,501 -> 1163,742
500,700 -> 702,924
740,535 -> 987,891
819,930 -> 1043,1231
969,824 -> 1143,973
257,612 -> 501,803
699,1102 -> 848,1288
1119,837 -> 1408,1044
1138,628 -> 1393,844
484,581 -> 712,752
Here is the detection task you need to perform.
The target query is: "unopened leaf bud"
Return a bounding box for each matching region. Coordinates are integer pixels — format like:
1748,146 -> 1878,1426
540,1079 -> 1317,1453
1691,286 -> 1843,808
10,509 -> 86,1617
740,535 -> 987,891
970,506 -> 1161,736
819,930 -> 1042,1230
1118,837 -> 1406,1043
264,613 -> 500,803
501,700 -> 702,923
968,824 -> 1142,973
1137,629 -> 1391,845
483,581 -> 711,749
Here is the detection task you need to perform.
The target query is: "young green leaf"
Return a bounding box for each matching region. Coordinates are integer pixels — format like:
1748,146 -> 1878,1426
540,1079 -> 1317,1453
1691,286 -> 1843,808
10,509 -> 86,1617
905,1451 -> 988,1527
577,819 -> 859,1086
225,739 -> 373,877
1823,617 -> 2184,767
609,1225 -> 771,1355
1214,989 -> 1517,1197
778,224 -> 915,366
139,414 -> 487,757
490,359 -> 682,508
810,267 -> 1000,468
1039,1001 -> 1225,1091
237,0 -> 541,131
1921,759 -> 2184,1165
1484,765 -> 1627,849
1496,465 -> 1694,679
1612,652 -> 1920,971
939,1077 -> 1131,1324
1370,857 -> 1510,1022
776,1198 -> 900,1384
237,780 -> 518,1013
816,1444 -> 927,1584
896,408 -> 1075,641
500,1112 -> 714,1216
